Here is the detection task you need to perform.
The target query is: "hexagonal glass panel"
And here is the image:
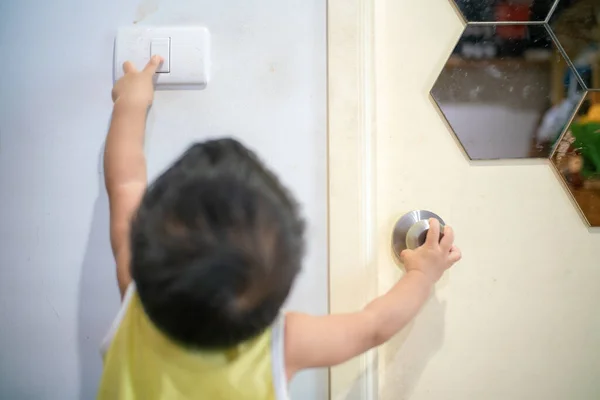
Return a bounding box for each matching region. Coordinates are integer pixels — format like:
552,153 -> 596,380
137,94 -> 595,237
549,0 -> 600,90
552,92 -> 600,226
452,0 -> 557,23
431,24 -> 584,160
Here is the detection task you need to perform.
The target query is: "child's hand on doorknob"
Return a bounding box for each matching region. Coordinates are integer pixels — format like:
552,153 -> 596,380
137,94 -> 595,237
400,218 -> 461,284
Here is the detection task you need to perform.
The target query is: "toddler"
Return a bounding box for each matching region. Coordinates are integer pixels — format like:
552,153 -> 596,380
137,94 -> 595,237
98,56 -> 462,400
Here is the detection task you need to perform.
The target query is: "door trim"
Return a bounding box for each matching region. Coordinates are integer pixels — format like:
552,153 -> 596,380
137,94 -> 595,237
327,0 -> 378,398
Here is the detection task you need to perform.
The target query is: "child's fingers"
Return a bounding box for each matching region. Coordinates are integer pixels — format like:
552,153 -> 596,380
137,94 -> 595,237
440,225 -> 454,251
426,218 -> 441,247
123,61 -> 137,74
448,246 -> 462,263
399,249 -> 411,264
143,55 -> 163,75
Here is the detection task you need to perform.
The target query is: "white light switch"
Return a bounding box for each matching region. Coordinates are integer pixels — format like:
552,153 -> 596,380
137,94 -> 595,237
150,38 -> 170,73
114,26 -> 210,89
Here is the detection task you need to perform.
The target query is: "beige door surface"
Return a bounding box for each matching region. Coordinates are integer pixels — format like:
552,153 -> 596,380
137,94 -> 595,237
328,0 -> 600,399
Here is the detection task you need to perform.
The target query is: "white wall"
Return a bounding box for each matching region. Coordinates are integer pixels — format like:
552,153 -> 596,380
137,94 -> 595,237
0,1 -> 327,399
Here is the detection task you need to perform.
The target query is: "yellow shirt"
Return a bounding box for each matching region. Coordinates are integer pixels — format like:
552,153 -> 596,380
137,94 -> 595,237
97,284 -> 288,400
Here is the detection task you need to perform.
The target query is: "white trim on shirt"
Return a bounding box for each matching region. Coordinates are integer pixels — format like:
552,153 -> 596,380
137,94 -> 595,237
271,315 -> 290,400
100,283 -> 136,357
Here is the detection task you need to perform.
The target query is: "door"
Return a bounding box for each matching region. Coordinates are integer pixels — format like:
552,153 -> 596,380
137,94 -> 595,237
328,0 -> 600,399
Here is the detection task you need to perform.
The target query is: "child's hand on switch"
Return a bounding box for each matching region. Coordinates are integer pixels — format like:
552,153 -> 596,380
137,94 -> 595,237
112,55 -> 163,111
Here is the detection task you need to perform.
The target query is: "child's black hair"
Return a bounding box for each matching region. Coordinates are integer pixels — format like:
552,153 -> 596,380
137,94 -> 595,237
130,138 -> 305,349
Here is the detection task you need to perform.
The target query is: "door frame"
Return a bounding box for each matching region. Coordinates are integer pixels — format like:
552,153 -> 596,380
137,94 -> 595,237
327,0 -> 378,398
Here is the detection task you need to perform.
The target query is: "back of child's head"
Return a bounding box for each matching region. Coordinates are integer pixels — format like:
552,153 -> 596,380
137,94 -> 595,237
130,138 -> 305,349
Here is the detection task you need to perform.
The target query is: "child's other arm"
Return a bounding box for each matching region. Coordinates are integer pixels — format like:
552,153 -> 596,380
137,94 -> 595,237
284,220 -> 461,378
104,56 -> 162,298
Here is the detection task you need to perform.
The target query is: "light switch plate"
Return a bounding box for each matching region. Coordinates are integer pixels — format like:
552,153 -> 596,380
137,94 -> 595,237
114,26 -> 210,89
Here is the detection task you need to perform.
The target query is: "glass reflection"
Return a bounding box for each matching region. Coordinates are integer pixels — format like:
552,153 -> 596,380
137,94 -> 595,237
452,0 -> 556,23
550,0 -> 600,89
431,24 -> 584,159
552,93 -> 600,226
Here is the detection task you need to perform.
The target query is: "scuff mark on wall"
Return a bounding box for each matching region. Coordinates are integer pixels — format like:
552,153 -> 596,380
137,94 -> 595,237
46,297 -> 61,320
42,277 -> 61,320
133,0 -> 159,24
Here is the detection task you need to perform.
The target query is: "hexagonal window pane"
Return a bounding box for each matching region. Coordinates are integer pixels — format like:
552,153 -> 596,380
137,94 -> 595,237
549,0 -> 600,90
431,24 -> 584,160
452,0 -> 557,23
552,92 -> 600,226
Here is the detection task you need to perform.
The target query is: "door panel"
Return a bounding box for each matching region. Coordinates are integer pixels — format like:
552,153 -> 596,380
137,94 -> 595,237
328,0 -> 600,399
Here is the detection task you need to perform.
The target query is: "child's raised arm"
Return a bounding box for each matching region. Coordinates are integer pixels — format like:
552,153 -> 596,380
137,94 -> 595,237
284,219 -> 461,379
104,55 -> 162,298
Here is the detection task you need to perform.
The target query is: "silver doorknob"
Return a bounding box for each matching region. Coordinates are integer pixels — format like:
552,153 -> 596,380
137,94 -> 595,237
392,210 -> 445,260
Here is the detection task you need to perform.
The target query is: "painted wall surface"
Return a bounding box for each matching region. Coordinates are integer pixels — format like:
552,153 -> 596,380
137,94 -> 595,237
0,1 -> 327,399
374,0 -> 600,399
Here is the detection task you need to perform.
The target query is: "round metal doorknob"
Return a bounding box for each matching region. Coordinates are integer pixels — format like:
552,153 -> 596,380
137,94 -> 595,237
392,210 -> 445,260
